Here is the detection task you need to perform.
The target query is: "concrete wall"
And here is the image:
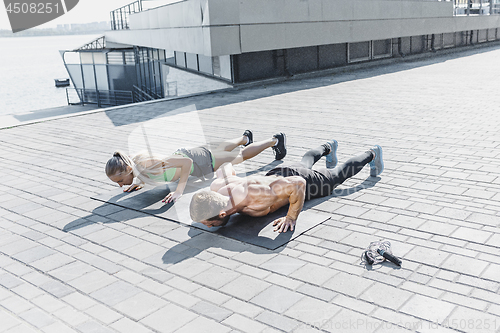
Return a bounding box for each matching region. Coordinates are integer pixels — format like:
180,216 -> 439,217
104,0 -> 500,56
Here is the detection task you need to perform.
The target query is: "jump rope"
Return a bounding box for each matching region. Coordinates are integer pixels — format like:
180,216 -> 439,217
361,240 -> 402,266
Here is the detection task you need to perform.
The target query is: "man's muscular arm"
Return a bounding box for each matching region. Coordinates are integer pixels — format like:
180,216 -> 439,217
272,176 -> 306,233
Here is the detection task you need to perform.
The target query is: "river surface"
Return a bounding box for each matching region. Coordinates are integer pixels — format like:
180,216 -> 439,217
0,34 -> 100,115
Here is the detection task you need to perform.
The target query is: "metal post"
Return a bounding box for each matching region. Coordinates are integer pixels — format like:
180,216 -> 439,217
91,53 -> 100,107
119,8 -> 124,30
79,54 -> 86,104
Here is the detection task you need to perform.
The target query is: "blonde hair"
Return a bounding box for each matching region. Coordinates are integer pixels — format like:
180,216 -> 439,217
190,190 -> 229,222
105,151 -> 133,177
105,150 -> 170,185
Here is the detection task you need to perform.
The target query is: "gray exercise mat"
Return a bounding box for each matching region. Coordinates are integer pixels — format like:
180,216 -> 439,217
92,185 -> 330,250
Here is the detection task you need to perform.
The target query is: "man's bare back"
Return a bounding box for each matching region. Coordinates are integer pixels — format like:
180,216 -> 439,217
206,166 -> 307,232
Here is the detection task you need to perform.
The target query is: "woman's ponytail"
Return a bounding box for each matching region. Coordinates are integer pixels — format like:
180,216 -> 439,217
105,151 -> 132,177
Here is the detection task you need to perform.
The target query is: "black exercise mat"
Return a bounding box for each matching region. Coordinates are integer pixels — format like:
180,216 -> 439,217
91,185 -> 330,250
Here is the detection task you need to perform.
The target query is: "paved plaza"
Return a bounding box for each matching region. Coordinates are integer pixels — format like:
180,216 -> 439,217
1,43 -> 500,333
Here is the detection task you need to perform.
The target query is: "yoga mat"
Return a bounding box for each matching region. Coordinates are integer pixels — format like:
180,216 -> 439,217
91,185 -> 330,250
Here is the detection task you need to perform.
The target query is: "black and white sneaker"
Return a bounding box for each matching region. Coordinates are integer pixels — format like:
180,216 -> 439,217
324,139 -> 338,169
369,145 -> 384,177
272,132 -> 287,160
243,130 -> 253,147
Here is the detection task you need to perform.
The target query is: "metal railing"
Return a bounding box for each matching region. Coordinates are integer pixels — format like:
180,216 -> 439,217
133,85 -> 154,102
66,88 -> 134,107
133,85 -> 165,102
454,0 -> 500,14
110,0 -> 142,30
76,36 -> 105,50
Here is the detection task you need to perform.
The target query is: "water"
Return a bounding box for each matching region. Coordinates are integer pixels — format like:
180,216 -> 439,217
0,34 -> 100,115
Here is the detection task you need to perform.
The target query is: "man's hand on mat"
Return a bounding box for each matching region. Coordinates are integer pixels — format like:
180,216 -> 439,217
124,184 -> 143,192
162,191 -> 182,204
272,216 -> 296,233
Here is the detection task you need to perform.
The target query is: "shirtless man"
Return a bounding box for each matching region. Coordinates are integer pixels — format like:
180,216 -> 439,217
189,140 -> 384,233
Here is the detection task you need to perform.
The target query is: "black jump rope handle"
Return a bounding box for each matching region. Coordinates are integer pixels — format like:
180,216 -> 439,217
364,252 -> 375,265
377,249 -> 402,266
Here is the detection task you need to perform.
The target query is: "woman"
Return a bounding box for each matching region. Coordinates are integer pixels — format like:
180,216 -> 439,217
105,131 -> 286,204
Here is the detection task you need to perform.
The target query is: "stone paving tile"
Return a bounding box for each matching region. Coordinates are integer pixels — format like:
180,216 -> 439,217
17,308 -> 55,329
250,285 -> 303,313
235,263 -> 270,280
446,306 -> 500,333
31,294 -> 65,314
68,270 -> 118,294
113,291 -> 169,321
163,289 -> 200,308
222,298 -> 263,318
284,296 -> 341,327
136,278 -> 173,297
84,303 -> 123,325
10,283 -> 45,301
450,226 -> 492,244
164,276 -> 200,293
259,254 -> 307,276
323,271 -> 374,298
191,286 -> 232,305
174,316 -> 232,333
52,306 -> 91,327
190,300 -> 233,321
30,252 -> 75,272
191,265 -> 241,289
109,318 -> 152,333
256,310 -> 300,332
41,321 -> 79,333
359,281 -> 413,310
89,280 -> 141,307
75,320 -> 116,333
440,254 -> 490,277
293,325 -> 324,333
400,294 -> 456,324
140,303 -> 198,333
220,275 -> 271,301
442,292 -> 488,312
222,313 -> 268,333
325,308 -> 382,333
289,262 -> 338,286
4,324 -> 39,333
39,280 -> 75,298
0,308 -> 25,332
166,257 -> 214,279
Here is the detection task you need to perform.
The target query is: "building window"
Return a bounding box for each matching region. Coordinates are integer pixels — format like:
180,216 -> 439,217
186,53 -> 198,71
348,41 -> 370,63
175,51 -> 186,67
372,39 -> 392,59
198,54 -> 213,75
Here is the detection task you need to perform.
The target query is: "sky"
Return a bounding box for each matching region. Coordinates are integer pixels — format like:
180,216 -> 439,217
0,0 -> 136,30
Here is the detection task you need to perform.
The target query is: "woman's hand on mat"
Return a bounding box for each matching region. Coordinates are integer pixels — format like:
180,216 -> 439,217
162,191 -> 182,204
272,216 -> 296,233
124,184 -> 143,192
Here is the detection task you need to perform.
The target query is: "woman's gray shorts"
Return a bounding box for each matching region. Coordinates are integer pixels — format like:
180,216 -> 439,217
175,146 -> 214,179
